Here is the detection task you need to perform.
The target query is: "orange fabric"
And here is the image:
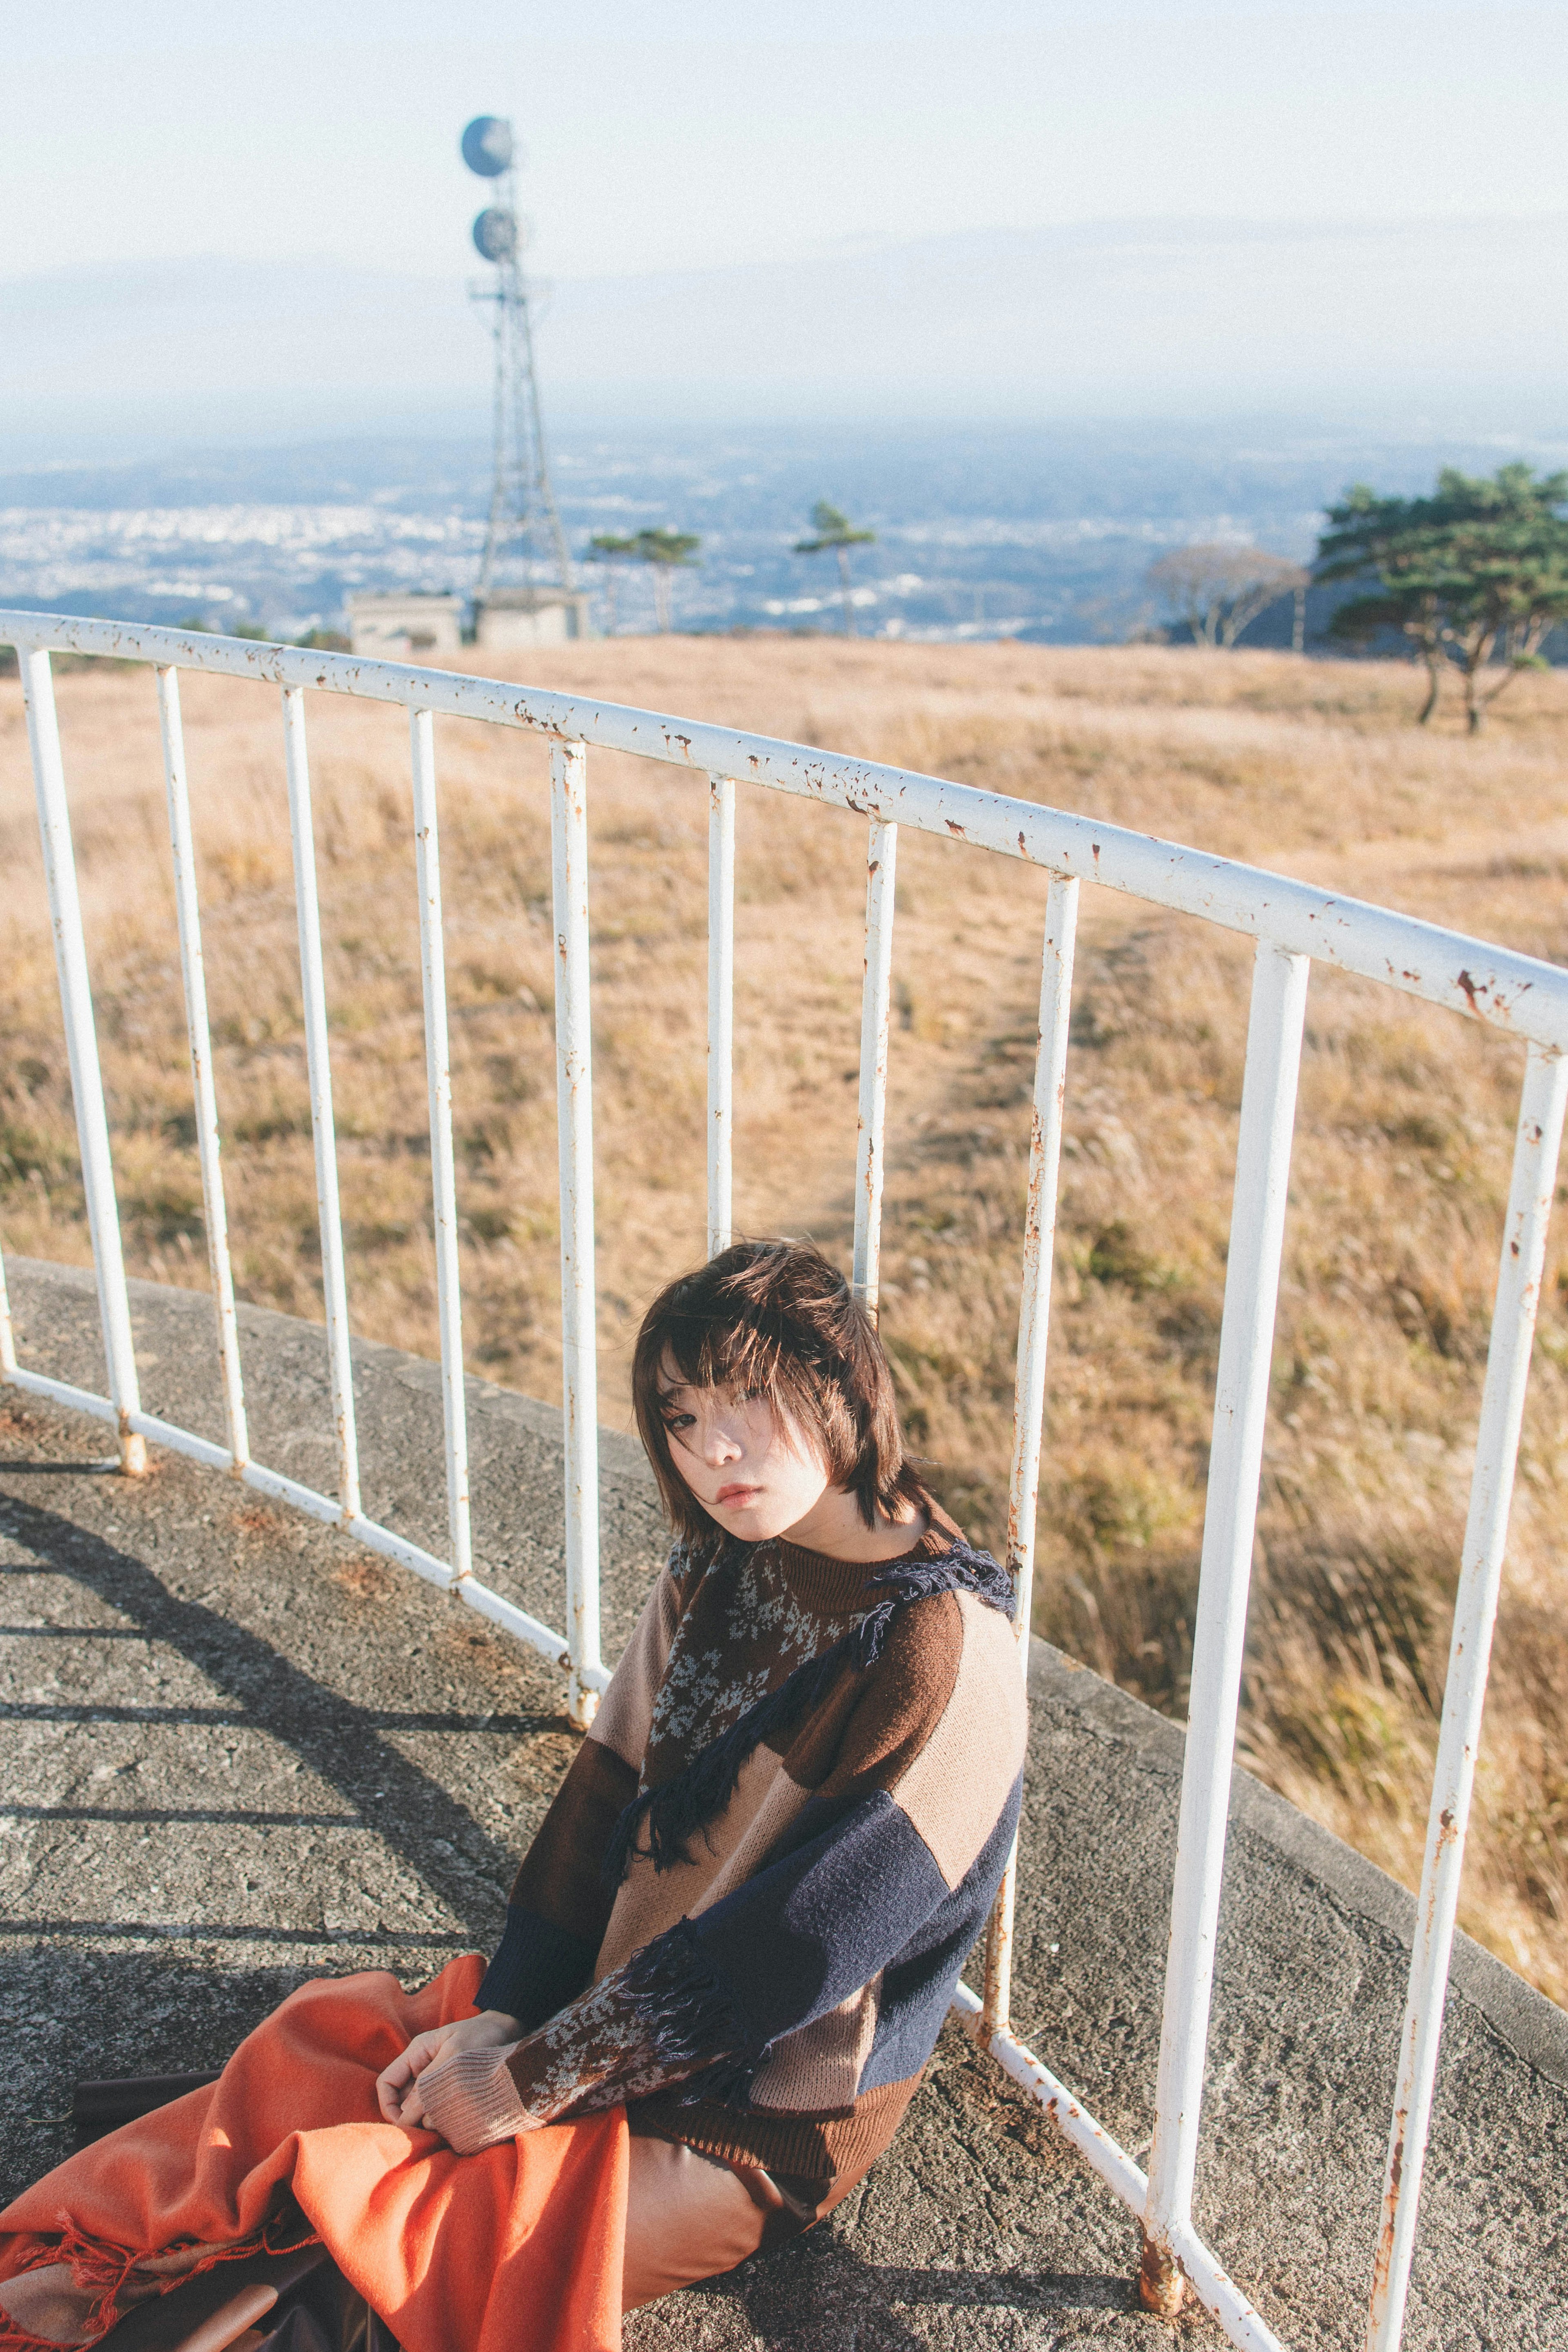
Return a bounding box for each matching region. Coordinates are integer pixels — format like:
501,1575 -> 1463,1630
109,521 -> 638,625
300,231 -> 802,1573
0,1958 -> 629,2352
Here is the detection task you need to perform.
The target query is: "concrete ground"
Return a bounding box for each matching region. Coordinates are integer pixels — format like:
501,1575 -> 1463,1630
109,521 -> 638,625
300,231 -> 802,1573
3,1259 -> 1566,2350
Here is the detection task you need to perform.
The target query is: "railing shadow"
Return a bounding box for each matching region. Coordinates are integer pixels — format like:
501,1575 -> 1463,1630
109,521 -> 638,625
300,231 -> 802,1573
652,2230 -> 1139,2349
0,1491 -> 540,1943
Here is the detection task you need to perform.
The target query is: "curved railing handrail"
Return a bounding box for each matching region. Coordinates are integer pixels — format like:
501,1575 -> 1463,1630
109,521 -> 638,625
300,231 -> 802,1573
2,608 -> 1564,1049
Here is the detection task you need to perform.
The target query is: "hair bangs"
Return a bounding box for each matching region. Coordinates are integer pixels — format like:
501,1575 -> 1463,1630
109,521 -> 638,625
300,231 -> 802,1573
660,1304 -> 787,1406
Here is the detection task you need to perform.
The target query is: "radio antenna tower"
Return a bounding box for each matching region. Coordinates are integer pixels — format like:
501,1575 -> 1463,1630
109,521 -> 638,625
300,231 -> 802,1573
461,115 -> 573,599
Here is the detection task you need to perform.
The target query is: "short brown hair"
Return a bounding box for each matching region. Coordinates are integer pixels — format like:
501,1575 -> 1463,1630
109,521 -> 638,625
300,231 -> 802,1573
631,1238 -> 924,1546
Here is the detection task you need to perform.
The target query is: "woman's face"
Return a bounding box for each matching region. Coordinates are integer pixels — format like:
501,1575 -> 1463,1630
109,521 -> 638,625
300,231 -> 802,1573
657,1355 -> 831,1543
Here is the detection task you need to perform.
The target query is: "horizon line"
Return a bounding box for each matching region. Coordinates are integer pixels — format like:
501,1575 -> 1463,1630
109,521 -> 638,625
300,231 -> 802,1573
5,207 -> 1568,294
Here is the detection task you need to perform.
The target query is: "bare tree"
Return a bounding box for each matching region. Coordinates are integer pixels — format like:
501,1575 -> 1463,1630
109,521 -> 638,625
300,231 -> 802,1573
586,533 -> 637,635
586,528 -> 700,633
631,528 -> 701,633
1146,545 -> 1309,649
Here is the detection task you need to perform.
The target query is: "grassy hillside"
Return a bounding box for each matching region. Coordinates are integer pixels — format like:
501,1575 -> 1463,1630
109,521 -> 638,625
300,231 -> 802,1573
4,637 -> 1568,2002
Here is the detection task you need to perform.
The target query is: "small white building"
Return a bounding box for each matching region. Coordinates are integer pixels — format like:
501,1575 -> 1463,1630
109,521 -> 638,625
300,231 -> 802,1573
346,594 -> 465,659
474,588 -> 592,649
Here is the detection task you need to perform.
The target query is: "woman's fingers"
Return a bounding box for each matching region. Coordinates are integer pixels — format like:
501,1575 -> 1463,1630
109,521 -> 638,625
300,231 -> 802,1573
374,2071 -> 408,2123
374,2043 -> 424,2122
375,2079 -> 403,2123
376,2027 -> 452,2123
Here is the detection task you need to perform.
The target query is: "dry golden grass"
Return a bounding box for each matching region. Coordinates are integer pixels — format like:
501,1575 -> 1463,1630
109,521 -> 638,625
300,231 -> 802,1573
4,637 -> 1568,2000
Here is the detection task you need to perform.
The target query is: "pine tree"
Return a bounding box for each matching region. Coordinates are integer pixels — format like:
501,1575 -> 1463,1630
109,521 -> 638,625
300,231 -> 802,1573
794,502 -> 877,636
1315,466 -> 1568,731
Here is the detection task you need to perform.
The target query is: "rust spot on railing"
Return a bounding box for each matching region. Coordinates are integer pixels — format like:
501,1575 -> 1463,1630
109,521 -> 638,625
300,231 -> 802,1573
1138,2232 -> 1187,2318
1369,2121 -> 1405,2317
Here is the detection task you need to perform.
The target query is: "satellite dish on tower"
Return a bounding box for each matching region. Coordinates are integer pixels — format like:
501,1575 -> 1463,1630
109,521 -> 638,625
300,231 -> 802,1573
472,207 -> 518,262
461,116 -> 514,176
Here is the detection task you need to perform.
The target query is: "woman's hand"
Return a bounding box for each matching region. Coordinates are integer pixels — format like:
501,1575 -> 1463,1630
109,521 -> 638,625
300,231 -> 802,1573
375,2009 -> 523,2127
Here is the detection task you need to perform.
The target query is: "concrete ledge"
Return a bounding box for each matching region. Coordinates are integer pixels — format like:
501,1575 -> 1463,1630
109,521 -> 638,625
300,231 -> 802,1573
4,1258 -> 1567,2349
1025,1641 -> 1568,2098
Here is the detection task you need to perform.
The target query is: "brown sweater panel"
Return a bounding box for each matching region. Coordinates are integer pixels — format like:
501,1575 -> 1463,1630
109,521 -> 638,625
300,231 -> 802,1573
780,1588 -> 966,1804
631,2073 -> 923,2184
508,1734 -> 639,1947
595,1591 -> 969,1972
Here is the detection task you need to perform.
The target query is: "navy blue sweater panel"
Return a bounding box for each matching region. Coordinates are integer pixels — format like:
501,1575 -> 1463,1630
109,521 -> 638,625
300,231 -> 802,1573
856,1773 -> 1022,2094
686,1786 -> 960,2065
477,1906 -> 597,2033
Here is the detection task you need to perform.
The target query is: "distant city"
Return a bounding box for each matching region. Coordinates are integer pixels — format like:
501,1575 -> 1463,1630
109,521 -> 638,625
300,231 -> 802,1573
4,414 -> 1567,650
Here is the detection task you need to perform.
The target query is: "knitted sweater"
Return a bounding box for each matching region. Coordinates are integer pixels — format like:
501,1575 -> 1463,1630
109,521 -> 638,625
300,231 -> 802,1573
425,1510 -> 1028,2188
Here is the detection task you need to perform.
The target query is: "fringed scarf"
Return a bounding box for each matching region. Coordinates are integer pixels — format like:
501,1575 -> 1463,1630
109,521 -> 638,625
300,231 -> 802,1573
603,1539 -> 1015,1886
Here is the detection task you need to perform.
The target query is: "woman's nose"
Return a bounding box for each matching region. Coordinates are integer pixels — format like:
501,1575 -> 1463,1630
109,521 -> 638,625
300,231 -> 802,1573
704,1421 -> 744,1465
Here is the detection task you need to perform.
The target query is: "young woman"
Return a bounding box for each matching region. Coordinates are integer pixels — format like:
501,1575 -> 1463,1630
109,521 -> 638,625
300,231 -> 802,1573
0,1240 -> 1027,2350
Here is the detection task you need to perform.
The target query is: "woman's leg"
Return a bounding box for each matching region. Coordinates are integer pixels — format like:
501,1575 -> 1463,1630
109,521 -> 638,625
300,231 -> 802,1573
620,2137 -> 775,2313
0,1959 -> 493,2351
619,2133 -> 886,2316
0,2265 -> 96,2345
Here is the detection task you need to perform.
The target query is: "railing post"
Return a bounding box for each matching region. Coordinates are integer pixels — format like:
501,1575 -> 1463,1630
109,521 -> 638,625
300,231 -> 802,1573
18,646 -> 146,1475
410,709 -> 472,1585
1365,1041 -> 1568,2352
982,874 -> 1080,2037
707,773 -> 735,1258
1140,941 -> 1310,2316
853,817 -> 898,1318
281,685 -> 361,1522
156,666 -> 249,1471
0,1249 -> 16,1380
550,739 -> 603,1728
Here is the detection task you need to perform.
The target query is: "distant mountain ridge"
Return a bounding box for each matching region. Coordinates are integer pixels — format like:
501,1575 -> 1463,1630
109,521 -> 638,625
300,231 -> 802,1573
3,214 -> 1565,454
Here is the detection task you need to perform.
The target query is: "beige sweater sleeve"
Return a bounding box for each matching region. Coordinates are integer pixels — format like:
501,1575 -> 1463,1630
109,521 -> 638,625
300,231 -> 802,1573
415,2042 -> 533,2154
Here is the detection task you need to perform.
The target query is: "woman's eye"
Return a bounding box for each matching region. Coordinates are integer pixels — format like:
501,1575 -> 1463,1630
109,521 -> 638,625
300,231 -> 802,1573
663,1412 -> 696,1433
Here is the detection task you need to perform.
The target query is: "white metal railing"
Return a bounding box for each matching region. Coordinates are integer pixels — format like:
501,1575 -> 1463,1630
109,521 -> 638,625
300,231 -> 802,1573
2,612 -> 1564,2352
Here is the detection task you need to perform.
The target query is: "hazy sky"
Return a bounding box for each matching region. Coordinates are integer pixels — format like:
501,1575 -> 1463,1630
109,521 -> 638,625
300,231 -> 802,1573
7,0 -> 1566,287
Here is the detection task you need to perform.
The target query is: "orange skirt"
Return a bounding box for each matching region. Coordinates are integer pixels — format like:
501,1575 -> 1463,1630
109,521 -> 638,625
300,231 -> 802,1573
0,1958 -> 628,2352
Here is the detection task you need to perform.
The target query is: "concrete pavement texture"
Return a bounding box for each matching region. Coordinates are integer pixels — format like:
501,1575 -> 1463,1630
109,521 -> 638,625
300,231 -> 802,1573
2,1259 -> 1566,2350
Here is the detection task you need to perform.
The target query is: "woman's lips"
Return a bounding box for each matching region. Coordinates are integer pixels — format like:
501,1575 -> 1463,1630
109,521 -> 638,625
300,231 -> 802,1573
715,1483 -> 761,1507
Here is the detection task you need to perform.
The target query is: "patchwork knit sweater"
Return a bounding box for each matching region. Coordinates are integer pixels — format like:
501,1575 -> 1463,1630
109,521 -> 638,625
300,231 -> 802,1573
429,1510 -> 1027,2187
